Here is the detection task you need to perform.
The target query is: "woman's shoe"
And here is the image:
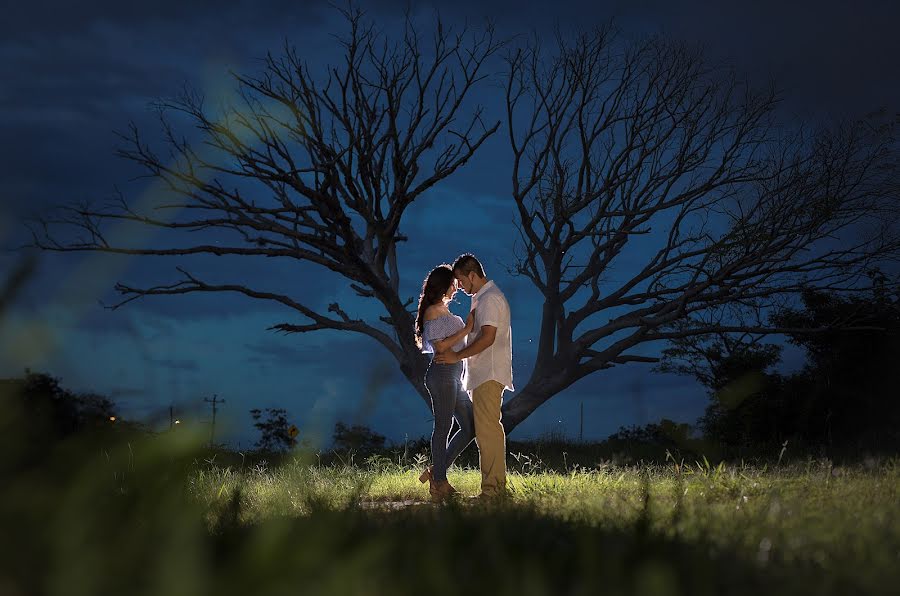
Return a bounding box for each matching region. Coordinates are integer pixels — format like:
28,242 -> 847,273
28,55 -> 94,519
430,479 -> 458,503
418,466 -> 433,484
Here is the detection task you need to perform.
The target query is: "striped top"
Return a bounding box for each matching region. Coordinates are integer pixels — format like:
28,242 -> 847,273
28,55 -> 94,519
421,314 -> 467,354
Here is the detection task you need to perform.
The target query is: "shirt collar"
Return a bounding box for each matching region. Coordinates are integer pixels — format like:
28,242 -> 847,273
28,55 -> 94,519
473,279 -> 495,301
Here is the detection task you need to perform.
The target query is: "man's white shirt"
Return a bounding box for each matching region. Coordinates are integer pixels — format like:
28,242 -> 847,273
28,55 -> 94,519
463,280 -> 514,393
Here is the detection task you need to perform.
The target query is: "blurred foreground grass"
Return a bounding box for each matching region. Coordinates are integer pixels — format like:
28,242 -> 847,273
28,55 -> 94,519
2,421 -> 899,595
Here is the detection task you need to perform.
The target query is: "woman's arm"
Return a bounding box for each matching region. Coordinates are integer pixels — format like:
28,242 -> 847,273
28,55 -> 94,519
434,324 -> 496,364
432,312 -> 475,353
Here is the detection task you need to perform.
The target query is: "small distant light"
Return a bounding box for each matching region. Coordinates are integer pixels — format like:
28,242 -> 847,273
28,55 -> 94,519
174,420 -> 181,425
109,416 -> 116,422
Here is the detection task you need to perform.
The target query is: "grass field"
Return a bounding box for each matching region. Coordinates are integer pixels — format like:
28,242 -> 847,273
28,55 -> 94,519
2,429 -> 899,595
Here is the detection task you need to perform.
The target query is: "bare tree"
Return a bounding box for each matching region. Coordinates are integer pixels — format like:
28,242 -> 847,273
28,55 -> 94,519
27,17 -> 898,436
28,8 -> 503,408
499,28 -> 898,431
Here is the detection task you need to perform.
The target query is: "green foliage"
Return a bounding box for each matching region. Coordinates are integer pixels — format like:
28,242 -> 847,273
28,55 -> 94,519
657,331 -> 783,392
658,283 -> 900,456
332,421 -> 386,456
11,370 -> 120,434
609,419 -> 704,456
249,408 -> 298,452
769,283 -> 900,448
190,454 -> 900,595
2,390 -> 900,596
0,370 -> 136,469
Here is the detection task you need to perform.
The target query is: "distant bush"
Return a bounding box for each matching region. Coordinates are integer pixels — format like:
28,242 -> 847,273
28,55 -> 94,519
332,422 -> 386,456
249,407 -> 299,452
659,283 -> 900,458
0,370 -> 137,467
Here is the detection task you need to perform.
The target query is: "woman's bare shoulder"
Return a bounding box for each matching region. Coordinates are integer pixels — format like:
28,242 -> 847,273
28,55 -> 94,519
424,304 -> 451,321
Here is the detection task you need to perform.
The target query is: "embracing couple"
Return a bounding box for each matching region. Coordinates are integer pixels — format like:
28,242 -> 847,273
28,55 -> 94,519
415,253 -> 513,502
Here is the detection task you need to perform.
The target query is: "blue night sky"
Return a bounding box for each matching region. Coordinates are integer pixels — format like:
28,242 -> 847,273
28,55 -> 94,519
1,0 -> 898,448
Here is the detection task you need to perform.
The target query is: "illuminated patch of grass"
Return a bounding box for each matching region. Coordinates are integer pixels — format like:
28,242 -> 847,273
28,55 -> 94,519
190,454 -> 900,595
2,422 -> 899,595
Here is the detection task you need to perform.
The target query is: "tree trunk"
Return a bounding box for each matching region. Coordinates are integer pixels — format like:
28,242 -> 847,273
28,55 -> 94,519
500,369 -> 573,434
398,351 -> 433,409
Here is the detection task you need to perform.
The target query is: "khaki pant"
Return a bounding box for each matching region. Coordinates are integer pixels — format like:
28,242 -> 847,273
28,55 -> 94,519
471,380 -> 506,495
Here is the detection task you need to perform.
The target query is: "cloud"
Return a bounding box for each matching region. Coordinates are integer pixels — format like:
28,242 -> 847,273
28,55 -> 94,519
0,1 -> 330,43
107,385 -> 148,399
146,357 -> 199,372
0,2 -> 347,228
244,332 -> 378,372
4,0 -> 897,227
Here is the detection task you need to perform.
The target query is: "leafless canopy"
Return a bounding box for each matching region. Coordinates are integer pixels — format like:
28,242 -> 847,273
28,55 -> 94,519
27,16 -> 898,432
28,8 -> 503,403
500,27 -> 898,428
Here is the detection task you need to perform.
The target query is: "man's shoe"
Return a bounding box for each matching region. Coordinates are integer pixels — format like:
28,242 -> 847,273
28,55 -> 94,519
471,490 -> 508,502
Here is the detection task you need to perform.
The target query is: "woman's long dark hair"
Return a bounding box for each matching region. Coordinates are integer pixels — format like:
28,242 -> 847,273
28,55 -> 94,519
415,265 -> 455,349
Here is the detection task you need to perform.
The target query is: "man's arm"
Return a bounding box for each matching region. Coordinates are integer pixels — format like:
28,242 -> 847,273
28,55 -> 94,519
434,325 -> 496,364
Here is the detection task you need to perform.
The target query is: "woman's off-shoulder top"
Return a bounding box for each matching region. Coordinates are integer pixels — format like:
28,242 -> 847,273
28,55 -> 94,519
422,314 -> 467,354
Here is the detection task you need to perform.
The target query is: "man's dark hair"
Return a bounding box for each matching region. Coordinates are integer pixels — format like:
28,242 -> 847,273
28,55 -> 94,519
452,253 -> 485,278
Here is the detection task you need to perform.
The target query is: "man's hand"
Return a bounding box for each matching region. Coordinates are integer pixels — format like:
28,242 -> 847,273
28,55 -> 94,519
434,349 -> 462,365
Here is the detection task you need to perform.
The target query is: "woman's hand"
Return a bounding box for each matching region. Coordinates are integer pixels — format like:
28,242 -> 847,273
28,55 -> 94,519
433,314 -> 473,354
465,311 -> 475,333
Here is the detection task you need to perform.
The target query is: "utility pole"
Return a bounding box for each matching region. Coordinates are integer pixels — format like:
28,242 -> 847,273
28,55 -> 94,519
203,394 -> 225,446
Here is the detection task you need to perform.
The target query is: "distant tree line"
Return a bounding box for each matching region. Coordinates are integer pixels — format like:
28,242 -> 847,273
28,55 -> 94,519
709,286 -> 898,454
2,371 -> 118,434
623,280 -> 900,458
0,372 -> 392,458
9,275 -> 899,465
1,370 -> 132,469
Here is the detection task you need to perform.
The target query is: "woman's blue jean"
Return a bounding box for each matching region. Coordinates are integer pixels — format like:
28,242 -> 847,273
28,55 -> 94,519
424,359 -> 475,482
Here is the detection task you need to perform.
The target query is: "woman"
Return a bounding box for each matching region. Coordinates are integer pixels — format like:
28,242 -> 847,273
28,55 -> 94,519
415,264 -> 475,502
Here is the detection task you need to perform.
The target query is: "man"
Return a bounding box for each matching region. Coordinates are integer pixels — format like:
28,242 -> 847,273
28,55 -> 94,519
435,253 -> 513,497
